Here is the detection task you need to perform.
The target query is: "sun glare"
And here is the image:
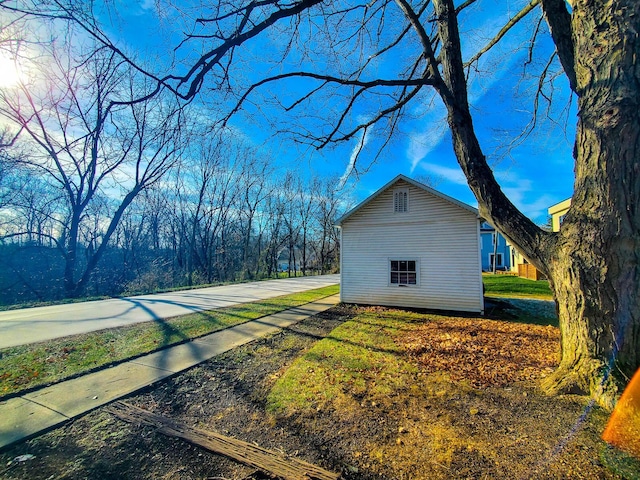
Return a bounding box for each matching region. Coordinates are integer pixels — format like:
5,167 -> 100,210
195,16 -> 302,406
0,52 -> 22,88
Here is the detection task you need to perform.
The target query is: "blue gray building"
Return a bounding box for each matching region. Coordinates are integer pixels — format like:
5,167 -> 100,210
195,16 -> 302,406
480,222 -> 511,272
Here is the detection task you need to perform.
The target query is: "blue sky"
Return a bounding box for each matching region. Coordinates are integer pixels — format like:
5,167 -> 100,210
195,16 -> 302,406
98,0 -> 575,225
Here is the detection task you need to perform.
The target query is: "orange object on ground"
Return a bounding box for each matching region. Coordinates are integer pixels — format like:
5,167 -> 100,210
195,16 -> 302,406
602,367 -> 640,458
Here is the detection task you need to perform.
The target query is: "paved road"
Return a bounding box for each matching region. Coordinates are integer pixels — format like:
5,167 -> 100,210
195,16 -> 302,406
0,275 -> 340,349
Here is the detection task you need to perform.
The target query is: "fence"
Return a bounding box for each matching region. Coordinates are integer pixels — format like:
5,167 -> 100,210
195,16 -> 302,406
518,263 -> 545,281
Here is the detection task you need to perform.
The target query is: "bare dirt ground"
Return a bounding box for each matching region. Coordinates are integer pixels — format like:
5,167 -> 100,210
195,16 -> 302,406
0,303 -> 636,480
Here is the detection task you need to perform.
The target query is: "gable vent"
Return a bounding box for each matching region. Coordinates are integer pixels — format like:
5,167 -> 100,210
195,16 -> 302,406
394,188 -> 408,213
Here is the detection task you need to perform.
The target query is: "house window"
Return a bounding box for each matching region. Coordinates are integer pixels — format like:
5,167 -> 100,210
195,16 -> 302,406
390,260 -> 417,285
393,188 -> 408,213
489,253 -> 503,268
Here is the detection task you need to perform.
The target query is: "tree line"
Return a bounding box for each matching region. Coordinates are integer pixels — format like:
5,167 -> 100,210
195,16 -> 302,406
0,144 -> 344,306
0,35 -> 345,306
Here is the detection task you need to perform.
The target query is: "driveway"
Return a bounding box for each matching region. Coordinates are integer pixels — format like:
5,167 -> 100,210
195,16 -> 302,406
0,274 -> 340,349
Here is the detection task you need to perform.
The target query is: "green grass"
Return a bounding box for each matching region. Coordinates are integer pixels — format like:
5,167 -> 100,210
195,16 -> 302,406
483,274 -> 553,299
267,308 -> 425,414
266,299 -> 560,415
0,285 -> 339,397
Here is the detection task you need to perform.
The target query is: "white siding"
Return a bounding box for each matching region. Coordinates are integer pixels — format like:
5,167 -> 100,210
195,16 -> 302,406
340,179 -> 483,313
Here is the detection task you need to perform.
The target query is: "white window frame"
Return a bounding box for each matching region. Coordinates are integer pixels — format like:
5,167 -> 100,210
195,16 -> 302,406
393,188 -> 409,213
389,258 -> 419,287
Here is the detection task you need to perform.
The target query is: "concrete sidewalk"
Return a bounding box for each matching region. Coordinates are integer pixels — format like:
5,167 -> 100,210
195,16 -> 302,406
0,294 -> 340,451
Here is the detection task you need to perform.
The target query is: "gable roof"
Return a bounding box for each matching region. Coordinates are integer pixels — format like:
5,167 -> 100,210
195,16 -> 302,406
335,174 -> 478,226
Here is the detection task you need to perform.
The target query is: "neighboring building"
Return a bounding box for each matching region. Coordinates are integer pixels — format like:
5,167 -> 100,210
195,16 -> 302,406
480,222 -> 511,271
505,197 -> 573,281
507,241 -> 528,275
507,241 -> 545,280
335,174 -> 484,314
480,223 -> 541,279
548,198 -> 571,232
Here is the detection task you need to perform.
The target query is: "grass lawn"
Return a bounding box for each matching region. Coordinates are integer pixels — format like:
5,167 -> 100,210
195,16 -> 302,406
0,285 -> 338,398
266,303 -> 638,479
267,304 -> 559,416
483,273 -> 553,299
2,288 -> 638,479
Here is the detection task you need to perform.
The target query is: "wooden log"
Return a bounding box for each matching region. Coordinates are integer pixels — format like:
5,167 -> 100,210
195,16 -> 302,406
108,401 -> 340,480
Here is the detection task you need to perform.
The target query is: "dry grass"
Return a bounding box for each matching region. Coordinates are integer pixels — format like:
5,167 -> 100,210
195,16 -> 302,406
403,315 -> 559,388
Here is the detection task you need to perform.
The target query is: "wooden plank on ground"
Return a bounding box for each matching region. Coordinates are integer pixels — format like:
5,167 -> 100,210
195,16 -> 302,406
108,401 -> 340,480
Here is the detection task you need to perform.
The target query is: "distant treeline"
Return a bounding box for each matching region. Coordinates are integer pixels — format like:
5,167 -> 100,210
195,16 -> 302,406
0,161 -> 345,307
0,37 -> 348,306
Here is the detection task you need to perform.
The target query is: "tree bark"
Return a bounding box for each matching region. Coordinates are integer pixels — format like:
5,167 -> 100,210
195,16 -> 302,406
431,0 -> 640,408
540,0 -> 640,408
63,208 -> 82,297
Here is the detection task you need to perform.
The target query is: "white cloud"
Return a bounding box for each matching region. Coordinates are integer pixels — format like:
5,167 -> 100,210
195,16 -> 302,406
418,162 -> 467,186
501,174 -> 558,224
339,127 -> 371,189
139,0 -> 155,10
407,121 -> 447,172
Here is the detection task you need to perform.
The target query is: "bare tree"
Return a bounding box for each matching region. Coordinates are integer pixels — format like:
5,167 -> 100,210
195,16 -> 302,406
0,38 -> 186,297
297,175 -> 320,276
236,151 -> 272,279
313,177 -> 344,275
262,190 -> 288,278
6,0 -> 639,407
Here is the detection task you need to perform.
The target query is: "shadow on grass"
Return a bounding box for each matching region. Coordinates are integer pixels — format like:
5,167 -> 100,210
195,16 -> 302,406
0,306 -> 284,401
484,297 -> 558,327
340,299 -> 558,328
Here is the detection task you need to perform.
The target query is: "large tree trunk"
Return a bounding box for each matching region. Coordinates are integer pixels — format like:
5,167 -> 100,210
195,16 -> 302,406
541,0 -> 640,409
432,0 -> 640,408
545,227 -> 640,409
63,208 -> 82,298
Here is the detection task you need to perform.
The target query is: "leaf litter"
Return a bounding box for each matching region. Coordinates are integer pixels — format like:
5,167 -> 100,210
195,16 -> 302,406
0,303 -> 633,479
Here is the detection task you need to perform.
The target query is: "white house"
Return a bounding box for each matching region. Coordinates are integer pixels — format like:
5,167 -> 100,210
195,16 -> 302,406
335,175 -> 484,313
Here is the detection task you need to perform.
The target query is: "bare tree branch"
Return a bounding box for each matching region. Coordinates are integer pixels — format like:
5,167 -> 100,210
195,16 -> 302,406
540,0 -> 577,93
466,0 -> 541,67
455,0 -> 478,14
0,231 -> 64,250
0,127 -> 22,148
173,0 -> 324,99
432,0 -> 552,273
223,70 -> 437,127
393,0 -> 443,85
